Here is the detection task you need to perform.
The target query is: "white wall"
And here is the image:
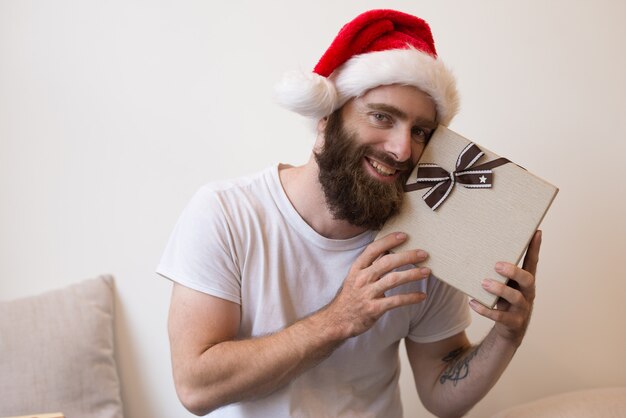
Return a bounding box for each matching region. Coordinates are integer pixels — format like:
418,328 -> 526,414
1,1 -> 624,417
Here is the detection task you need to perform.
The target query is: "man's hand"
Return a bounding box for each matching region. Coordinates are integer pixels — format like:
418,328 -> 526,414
319,232 -> 430,340
469,230 -> 543,346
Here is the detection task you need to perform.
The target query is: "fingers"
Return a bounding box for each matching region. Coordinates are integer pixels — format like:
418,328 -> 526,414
469,299 -> 525,330
369,249 -> 428,279
351,232 -> 429,288
474,269 -> 533,328
493,262 -> 535,303
473,265 -> 534,319
379,291 -> 427,311
472,238 -> 542,344
481,279 -> 526,308
482,231 -> 541,315
327,233 -> 432,339
353,232 -> 411,270
522,230 -> 542,276
374,266 -> 431,297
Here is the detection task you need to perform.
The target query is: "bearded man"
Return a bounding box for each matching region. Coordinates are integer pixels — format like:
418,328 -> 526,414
158,9 -> 541,418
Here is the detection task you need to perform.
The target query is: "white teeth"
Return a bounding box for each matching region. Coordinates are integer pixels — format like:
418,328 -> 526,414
369,159 -> 396,176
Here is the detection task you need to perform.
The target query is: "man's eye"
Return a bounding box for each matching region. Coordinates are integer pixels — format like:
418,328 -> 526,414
371,113 -> 389,123
412,128 -> 429,143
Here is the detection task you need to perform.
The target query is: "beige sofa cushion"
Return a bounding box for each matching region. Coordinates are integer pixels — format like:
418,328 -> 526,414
492,387 -> 626,418
0,276 -> 123,418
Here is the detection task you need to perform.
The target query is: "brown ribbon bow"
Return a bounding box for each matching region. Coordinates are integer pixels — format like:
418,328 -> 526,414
404,143 -> 509,210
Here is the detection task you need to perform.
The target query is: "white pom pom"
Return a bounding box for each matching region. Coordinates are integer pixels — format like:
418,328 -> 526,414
274,71 -> 338,118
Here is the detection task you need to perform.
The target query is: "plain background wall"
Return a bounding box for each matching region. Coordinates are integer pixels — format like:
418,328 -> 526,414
1,1 -> 625,417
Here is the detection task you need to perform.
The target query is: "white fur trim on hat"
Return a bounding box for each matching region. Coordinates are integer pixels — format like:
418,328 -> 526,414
275,47 -> 460,126
334,48 -> 459,126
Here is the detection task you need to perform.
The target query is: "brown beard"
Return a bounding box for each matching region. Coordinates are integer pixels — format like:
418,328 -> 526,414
314,110 -> 412,230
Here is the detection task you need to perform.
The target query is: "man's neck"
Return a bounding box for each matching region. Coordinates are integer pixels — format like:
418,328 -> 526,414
278,156 -> 368,240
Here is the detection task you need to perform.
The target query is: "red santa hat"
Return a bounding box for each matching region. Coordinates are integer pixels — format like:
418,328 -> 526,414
275,9 -> 459,126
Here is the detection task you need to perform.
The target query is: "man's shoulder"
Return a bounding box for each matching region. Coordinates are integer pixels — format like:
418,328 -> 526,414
188,165 -> 281,219
200,165 -> 276,194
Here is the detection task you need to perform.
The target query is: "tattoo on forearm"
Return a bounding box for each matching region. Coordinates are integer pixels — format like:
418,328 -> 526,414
439,346 -> 480,386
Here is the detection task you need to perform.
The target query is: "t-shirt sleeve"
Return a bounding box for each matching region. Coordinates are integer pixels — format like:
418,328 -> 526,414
156,186 -> 242,304
406,277 -> 472,343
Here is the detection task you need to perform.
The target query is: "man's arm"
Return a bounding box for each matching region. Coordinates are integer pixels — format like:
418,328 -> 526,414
405,230 -> 542,418
168,232 -> 430,415
168,285 -> 339,415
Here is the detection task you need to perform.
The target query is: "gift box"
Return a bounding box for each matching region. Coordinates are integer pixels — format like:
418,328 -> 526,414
377,126 -> 559,308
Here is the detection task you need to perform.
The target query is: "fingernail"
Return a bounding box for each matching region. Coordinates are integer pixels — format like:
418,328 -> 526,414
481,279 -> 491,288
395,232 -> 407,240
495,262 -> 505,273
416,250 -> 428,258
419,267 -> 430,276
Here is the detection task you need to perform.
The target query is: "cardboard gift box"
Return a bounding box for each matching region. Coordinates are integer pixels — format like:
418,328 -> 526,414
377,126 -> 559,308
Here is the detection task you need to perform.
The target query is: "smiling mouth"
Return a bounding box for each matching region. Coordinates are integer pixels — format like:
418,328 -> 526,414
366,157 -> 398,177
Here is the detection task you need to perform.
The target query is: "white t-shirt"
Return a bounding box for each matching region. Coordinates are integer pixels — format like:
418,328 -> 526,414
157,164 -> 471,418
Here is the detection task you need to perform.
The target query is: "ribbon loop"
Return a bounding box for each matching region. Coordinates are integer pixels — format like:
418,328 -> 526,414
404,143 -> 509,210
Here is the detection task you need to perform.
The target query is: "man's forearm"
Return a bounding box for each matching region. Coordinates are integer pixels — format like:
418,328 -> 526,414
428,232 -> 542,417
175,308 -> 344,415
430,330 -> 518,417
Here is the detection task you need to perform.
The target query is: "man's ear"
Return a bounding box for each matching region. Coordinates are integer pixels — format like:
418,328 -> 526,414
317,116 -> 328,133
313,116 -> 328,151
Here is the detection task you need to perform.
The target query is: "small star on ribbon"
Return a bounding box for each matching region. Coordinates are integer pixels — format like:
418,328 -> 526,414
479,175 -> 487,183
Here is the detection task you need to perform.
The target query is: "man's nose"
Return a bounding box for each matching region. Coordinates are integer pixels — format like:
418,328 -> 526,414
384,127 -> 413,162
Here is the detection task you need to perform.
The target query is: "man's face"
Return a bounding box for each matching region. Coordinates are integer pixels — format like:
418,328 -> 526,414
315,84 -> 437,230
